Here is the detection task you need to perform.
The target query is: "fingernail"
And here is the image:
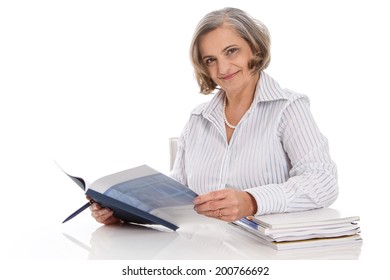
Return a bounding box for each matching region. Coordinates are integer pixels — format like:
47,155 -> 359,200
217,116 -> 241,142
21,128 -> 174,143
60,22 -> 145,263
193,198 -> 199,204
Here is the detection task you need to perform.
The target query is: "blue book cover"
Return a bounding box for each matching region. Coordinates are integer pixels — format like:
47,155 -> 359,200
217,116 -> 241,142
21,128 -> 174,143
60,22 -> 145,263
61,164 -> 198,231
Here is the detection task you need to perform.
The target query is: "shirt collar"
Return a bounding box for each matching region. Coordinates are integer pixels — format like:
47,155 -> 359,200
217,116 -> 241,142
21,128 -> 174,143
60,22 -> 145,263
256,71 -> 289,102
192,71 -> 289,117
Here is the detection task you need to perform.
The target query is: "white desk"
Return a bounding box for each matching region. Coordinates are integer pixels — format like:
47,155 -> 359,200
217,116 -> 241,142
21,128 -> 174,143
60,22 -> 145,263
0,161 -> 364,261
4,211 -> 361,260
77,223 -> 362,260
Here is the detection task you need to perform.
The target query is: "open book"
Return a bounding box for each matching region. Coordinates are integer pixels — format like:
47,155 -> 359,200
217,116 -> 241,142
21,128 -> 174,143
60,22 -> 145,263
60,164 -> 198,231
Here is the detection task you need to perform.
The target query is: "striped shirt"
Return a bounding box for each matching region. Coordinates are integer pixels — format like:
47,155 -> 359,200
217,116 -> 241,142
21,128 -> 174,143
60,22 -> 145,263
170,72 -> 338,215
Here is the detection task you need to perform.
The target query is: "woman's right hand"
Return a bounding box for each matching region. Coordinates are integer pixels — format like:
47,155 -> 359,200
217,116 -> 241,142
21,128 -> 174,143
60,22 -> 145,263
88,197 -> 122,225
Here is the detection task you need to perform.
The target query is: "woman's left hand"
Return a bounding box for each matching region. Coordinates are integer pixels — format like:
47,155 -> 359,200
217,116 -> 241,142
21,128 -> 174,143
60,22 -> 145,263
193,189 -> 257,222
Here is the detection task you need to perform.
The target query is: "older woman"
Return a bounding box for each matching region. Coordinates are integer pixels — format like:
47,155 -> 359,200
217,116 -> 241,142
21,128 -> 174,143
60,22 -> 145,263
90,7 -> 338,225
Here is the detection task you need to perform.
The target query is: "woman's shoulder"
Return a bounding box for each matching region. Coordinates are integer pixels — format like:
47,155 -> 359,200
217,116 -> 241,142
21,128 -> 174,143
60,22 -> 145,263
284,89 -> 310,104
260,72 -> 309,104
190,102 -> 210,115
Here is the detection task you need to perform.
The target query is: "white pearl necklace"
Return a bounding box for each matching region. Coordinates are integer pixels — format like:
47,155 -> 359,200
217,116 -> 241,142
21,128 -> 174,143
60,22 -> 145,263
223,96 -> 237,129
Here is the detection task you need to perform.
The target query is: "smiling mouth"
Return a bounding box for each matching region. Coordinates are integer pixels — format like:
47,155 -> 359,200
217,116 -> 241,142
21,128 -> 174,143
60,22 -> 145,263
220,71 -> 239,81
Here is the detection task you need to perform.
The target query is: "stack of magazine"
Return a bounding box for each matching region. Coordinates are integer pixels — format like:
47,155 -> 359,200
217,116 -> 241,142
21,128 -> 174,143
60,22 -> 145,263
231,208 -> 362,250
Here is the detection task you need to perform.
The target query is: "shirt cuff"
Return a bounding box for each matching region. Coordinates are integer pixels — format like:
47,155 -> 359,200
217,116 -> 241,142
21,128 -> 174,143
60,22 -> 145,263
245,184 -> 287,216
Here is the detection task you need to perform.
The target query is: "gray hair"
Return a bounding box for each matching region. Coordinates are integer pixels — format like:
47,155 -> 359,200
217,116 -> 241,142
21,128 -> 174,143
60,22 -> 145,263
190,7 -> 271,94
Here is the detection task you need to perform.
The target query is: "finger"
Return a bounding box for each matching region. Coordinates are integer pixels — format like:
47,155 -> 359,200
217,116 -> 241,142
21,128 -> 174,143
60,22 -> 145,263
196,208 -> 231,221
90,204 -> 98,211
194,193 -> 238,213
193,189 -> 229,205
91,206 -> 111,218
90,202 -> 103,211
213,209 -> 236,222
93,208 -> 114,222
96,212 -> 114,224
215,209 -> 223,219
102,216 -> 122,225
196,203 -> 240,220
195,209 -> 219,218
194,200 -> 220,212
195,207 -> 223,218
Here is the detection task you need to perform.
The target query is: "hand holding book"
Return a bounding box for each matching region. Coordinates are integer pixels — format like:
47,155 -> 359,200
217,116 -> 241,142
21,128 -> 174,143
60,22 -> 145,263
60,164 -> 198,231
88,197 -> 123,225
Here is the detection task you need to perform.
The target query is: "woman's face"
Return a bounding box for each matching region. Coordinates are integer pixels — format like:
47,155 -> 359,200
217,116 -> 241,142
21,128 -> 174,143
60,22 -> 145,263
199,24 -> 256,95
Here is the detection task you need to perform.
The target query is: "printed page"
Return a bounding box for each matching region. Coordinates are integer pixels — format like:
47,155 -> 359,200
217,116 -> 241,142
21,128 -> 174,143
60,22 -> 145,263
94,167 -> 197,214
89,165 -> 158,193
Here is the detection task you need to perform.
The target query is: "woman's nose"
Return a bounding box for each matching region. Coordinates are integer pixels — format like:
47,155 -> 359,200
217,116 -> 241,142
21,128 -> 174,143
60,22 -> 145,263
217,58 -> 231,76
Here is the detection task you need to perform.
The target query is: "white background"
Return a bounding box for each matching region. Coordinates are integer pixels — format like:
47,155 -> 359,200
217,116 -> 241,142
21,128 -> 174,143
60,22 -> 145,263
1,0 -> 389,279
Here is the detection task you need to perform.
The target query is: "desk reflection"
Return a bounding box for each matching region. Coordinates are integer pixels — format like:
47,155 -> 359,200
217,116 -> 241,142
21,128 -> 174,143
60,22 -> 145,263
63,218 -> 362,260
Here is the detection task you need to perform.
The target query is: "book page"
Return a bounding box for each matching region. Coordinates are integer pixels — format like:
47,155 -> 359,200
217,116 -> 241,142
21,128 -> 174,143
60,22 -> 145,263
90,165 -> 197,214
89,165 -> 157,193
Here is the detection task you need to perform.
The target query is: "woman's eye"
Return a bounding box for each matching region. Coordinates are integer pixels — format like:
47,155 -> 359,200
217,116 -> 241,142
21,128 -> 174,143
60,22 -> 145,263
204,58 -> 216,66
227,48 -> 238,55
